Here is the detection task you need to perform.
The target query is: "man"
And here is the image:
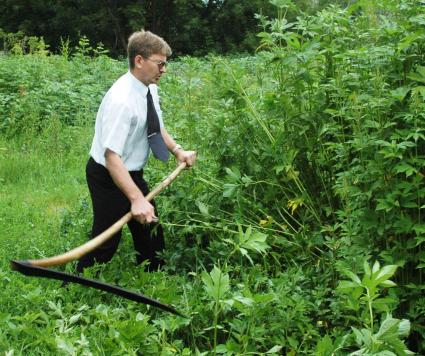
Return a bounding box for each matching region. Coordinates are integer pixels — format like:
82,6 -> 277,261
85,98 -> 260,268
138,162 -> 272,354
77,30 -> 196,273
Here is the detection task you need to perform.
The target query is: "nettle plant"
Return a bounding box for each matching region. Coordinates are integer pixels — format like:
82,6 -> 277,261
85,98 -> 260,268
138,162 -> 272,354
336,260 -> 413,355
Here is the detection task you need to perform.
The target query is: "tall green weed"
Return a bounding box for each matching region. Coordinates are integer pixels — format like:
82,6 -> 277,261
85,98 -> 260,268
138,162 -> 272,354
160,0 -> 425,351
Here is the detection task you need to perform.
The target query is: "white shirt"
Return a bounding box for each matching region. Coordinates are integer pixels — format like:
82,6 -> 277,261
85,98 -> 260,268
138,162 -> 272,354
90,71 -> 164,171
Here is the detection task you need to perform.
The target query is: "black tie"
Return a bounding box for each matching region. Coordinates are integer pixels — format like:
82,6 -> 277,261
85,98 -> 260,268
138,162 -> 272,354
146,88 -> 169,162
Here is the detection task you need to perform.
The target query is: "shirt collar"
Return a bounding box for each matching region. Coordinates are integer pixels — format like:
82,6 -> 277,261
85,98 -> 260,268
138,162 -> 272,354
128,71 -> 149,97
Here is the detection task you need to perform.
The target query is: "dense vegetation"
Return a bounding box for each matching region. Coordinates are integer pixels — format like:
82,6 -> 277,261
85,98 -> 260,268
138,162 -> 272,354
1,0 -> 354,57
1,0 -> 424,354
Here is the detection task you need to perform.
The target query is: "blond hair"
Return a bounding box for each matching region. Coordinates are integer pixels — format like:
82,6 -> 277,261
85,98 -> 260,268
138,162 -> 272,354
127,30 -> 172,69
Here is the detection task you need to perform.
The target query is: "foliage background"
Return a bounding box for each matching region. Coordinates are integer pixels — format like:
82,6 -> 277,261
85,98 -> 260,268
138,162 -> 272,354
0,0 -> 424,354
1,0 -> 354,57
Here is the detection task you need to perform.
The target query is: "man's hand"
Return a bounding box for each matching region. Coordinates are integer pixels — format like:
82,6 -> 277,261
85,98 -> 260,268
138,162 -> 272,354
131,195 -> 158,224
175,149 -> 197,167
105,149 -> 158,224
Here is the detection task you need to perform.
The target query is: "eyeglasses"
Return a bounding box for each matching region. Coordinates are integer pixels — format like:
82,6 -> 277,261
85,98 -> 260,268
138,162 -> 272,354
145,57 -> 168,69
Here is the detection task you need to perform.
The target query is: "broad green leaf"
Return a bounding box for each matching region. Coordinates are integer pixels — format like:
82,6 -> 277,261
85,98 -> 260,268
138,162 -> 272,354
361,274 -> 374,291
47,301 -> 64,318
361,274 -> 372,288
224,167 -> 241,181
363,260 -> 371,277
411,86 -> 425,100
241,231 -> 269,254
253,293 -> 275,304
401,201 -> 419,209
414,236 -> 425,247
351,327 -> 371,346
234,225 -> 270,264
373,297 -> 399,312
68,312 -> 82,325
286,33 -> 300,49
315,335 -> 335,356
379,280 -> 397,288
239,247 -> 253,265
372,260 -> 380,274
266,345 -> 283,354
201,265 -> 230,302
274,165 -> 285,174
398,32 -> 423,52
352,326 -> 363,346
342,270 -> 361,284
376,199 -> 394,212
215,344 -> 228,354
375,265 -> 398,282
241,175 -> 253,185
223,183 -> 238,198
405,283 -> 425,290
372,351 -> 397,356
394,162 -> 417,177
337,280 -> 360,290
239,247 -> 248,256
56,337 -> 76,354
196,201 -> 209,216
410,14 -> 425,25
232,295 -> 254,307
390,87 -> 410,101
242,225 -> 252,240
375,315 -> 400,339
408,66 -> 425,83
398,319 -> 411,338
376,338 -> 408,355
413,224 -> 425,234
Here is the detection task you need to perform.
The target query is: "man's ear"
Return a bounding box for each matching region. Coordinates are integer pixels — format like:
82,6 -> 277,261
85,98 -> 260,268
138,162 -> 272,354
134,55 -> 144,69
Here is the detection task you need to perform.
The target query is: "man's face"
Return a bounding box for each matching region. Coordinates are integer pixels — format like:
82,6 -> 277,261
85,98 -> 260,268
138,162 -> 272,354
134,54 -> 167,86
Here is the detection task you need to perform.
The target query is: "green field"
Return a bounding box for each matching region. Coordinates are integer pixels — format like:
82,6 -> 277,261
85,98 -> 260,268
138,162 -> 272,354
1,1 -> 424,354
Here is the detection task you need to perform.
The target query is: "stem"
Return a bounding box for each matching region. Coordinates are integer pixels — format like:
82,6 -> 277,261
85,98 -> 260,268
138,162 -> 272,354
366,287 -> 374,331
213,268 -> 223,356
213,303 -> 218,356
182,284 -> 197,351
224,62 -> 275,145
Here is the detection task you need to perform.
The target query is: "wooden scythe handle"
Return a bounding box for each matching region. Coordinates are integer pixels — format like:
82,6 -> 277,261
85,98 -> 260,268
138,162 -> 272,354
28,162 -> 187,268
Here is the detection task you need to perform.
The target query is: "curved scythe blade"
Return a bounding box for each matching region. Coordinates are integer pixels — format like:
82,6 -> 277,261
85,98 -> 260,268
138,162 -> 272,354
11,260 -> 186,318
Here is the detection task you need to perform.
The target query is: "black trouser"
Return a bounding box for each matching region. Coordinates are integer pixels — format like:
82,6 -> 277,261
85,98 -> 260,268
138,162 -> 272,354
76,157 -> 165,273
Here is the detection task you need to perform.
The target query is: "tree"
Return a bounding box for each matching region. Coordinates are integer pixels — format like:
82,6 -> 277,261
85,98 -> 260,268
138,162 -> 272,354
0,0 -> 276,56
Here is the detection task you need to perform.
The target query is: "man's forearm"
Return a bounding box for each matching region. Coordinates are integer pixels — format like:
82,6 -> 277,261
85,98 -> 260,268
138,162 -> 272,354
161,127 -> 197,166
161,128 -> 179,152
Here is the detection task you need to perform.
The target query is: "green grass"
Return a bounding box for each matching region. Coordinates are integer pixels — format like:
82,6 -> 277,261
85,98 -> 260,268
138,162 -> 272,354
0,126 -> 88,255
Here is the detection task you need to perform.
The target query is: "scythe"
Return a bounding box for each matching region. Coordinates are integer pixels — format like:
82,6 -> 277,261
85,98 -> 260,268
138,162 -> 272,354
11,162 -> 187,317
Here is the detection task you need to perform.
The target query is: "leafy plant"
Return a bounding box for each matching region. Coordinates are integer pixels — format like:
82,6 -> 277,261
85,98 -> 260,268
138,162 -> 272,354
224,224 -> 270,265
336,260 -> 413,354
201,265 -> 231,354
350,315 -> 412,355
